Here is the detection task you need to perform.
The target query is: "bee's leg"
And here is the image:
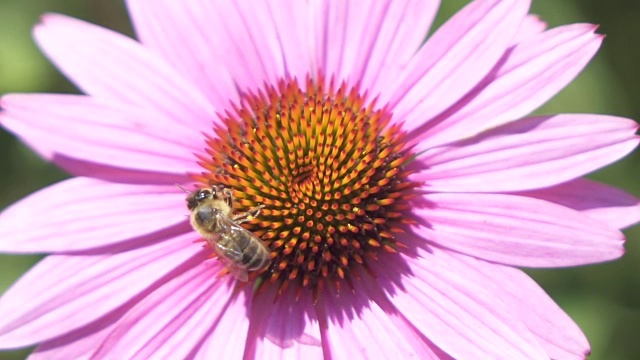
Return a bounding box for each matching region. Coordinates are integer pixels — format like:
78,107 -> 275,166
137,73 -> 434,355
233,205 -> 265,224
221,187 -> 234,209
210,185 -> 221,198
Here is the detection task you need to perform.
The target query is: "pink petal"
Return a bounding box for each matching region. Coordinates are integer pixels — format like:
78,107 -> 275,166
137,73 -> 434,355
0,234 -> 203,349
317,281 -> 446,359
244,287 -> 323,359
519,178 -> 640,230
414,114 -> 639,192
92,263 -> 238,359
125,0 -> 238,112
207,1 -> 292,90
412,24 -> 603,148
311,0 -> 439,93
415,192 -> 624,267
378,246 -> 548,359
55,160 -> 189,185
448,251 -> 590,359
130,0 -> 299,95
0,94 -> 204,176
216,1 -> 302,84
0,177 -> 189,253
29,301 -> 152,359
262,0 -> 314,81
194,287 -> 252,359
33,14 -> 215,128
512,15 -> 547,44
30,321 -> 118,360
389,0 -> 530,131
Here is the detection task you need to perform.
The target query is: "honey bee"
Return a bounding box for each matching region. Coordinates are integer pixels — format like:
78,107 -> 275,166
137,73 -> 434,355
185,185 -> 270,282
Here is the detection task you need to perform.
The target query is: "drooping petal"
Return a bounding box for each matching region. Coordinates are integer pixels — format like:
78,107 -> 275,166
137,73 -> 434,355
0,234 -> 203,349
414,114 -> 639,192
310,0 -> 439,93
378,247 -> 548,359
389,0 -> 530,131
244,288 -> 323,359
317,281 -> 447,359
412,24 -> 603,148
447,251 -> 590,360
125,0 -> 238,111
0,94 -> 204,177
33,14 -> 215,129
415,192 -> 624,267
91,263 -> 237,359
519,178 -> 640,230
0,177 -> 189,253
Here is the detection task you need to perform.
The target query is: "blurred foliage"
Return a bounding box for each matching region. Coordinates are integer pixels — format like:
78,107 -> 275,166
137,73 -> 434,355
0,0 -> 639,359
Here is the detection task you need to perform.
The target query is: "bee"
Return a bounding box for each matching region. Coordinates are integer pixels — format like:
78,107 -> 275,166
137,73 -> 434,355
185,185 -> 270,282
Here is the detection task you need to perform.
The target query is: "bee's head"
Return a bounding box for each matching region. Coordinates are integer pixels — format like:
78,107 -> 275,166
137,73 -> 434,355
186,188 -> 212,210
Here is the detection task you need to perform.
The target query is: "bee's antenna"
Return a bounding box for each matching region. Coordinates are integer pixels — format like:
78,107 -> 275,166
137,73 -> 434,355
176,184 -> 190,193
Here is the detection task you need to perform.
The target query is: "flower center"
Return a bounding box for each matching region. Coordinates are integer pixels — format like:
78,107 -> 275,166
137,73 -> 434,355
193,75 -> 418,299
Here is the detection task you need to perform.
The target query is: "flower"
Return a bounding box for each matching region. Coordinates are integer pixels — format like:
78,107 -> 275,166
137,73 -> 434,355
1,0 -> 639,358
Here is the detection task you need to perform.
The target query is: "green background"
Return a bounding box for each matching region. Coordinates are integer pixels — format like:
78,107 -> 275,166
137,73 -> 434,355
0,0 -> 639,358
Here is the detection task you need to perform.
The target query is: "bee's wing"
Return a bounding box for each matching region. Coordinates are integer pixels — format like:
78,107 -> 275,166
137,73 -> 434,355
219,261 -> 249,282
209,214 -> 249,282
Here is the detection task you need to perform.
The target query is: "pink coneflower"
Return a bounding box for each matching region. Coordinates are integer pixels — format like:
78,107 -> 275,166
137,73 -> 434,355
1,0 -> 639,358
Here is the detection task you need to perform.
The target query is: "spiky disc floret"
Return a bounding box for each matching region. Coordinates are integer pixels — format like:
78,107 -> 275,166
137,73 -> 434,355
193,75 -> 419,298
